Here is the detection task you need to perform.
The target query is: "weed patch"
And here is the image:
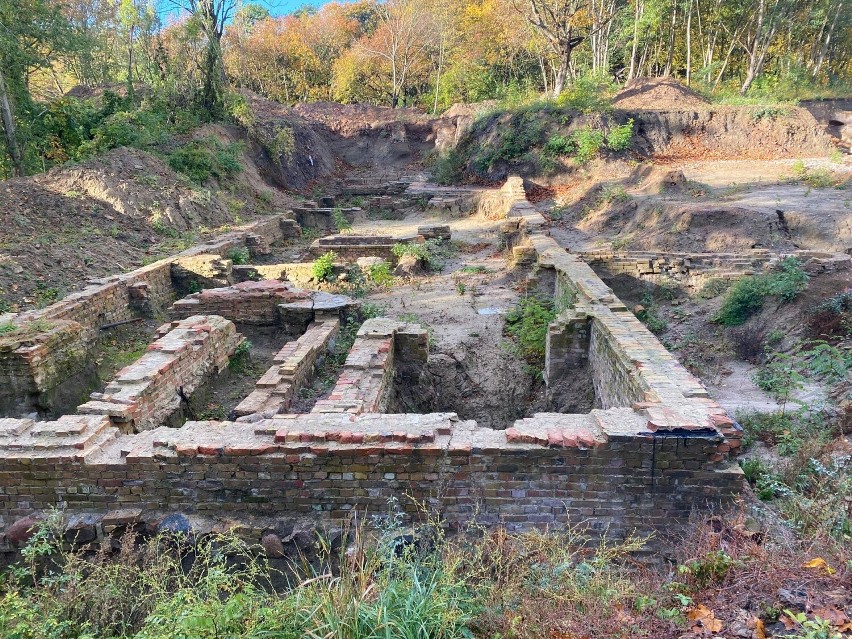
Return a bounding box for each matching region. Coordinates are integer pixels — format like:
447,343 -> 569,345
715,258 -> 808,326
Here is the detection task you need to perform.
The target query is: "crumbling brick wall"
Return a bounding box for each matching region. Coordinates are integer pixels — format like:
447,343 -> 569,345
77,315 -> 242,432
0,411 -> 741,540
235,320 -> 340,417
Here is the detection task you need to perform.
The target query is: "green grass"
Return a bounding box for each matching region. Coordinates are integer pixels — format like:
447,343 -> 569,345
714,257 -> 808,326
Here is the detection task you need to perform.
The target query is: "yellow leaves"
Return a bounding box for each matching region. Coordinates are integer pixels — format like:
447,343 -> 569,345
802,557 -> 836,575
687,604 -> 723,634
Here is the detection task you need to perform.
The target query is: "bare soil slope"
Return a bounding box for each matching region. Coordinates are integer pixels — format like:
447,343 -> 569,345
0,143 -> 291,312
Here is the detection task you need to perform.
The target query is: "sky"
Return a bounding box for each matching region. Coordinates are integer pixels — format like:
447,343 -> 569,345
159,0 -> 333,22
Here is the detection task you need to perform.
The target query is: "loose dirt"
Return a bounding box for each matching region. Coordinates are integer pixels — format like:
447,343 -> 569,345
612,76 -> 711,110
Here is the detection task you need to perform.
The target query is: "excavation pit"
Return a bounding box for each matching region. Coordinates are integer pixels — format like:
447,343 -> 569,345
0,177 -> 746,551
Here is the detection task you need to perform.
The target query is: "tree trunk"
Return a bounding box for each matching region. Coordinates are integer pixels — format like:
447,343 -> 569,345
664,1 -> 678,76
628,1 -> 641,81
0,63 -> 24,177
813,0 -> 843,78
552,49 -> 571,97
685,0 -> 694,85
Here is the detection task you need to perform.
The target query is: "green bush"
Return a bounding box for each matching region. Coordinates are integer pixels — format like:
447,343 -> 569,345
572,126 -> 605,164
367,262 -> 394,287
167,139 -> 242,183
392,239 -> 448,272
311,251 -> 337,282
605,119 -> 634,152
737,409 -> 829,455
225,247 -> 250,265
505,295 -> 556,366
556,73 -> 616,113
331,207 -> 352,233
715,258 -> 807,326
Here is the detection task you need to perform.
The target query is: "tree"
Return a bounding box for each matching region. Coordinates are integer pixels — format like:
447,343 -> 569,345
358,0 -> 434,107
519,0 -> 613,97
0,0 -> 72,176
160,0 -> 237,113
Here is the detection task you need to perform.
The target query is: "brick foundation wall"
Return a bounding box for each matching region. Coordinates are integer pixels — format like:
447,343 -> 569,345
235,320 -> 340,417
77,315 -> 242,432
580,248 -> 851,288
0,412 -> 741,540
0,216 -> 295,416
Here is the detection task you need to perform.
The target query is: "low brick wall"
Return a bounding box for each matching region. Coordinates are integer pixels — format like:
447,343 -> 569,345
171,281 -> 356,334
235,320 -> 340,418
77,316 -> 242,433
0,216 -> 295,416
580,248 -> 851,288
309,235 -> 405,264
312,319 -> 428,414
0,411 -> 741,540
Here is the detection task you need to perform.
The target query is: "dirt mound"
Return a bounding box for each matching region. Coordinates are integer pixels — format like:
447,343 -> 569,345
0,143 -> 293,312
613,77 -> 711,110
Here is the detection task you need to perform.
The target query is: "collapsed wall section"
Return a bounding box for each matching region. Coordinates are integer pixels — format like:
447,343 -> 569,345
77,315 -> 242,433
0,215 -> 294,416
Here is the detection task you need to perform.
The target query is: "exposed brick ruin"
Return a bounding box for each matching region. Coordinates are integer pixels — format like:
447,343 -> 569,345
579,247 -> 851,288
0,215 -> 294,416
0,176 -> 749,552
235,320 -> 340,418
312,319 -> 428,414
77,316 -> 241,433
171,279 -> 355,333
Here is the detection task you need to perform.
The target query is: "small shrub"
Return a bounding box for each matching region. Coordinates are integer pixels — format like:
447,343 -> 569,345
505,295 -> 556,367
573,126 -> 605,164
331,207 -> 352,233
225,247 -> 250,265
678,550 -> 737,590
229,339 -> 252,372
737,408 -> 830,455
605,119 -> 634,151
367,262 -> 394,287
392,238 -> 448,272
311,251 -> 337,282
715,258 -> 807,326
751,106 -> 790,121
810,288 -> 852,339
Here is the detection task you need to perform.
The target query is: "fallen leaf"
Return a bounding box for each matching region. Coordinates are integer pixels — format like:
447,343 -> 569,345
780,615 -> 797,630
688,605 -> 723,633
814,607 -> 847,626
802,557 -> 836,574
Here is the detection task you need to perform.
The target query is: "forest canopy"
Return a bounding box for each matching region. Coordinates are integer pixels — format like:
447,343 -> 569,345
0,0 -> 850,177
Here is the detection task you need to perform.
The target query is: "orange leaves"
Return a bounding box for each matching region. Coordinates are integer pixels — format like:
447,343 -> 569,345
687,604 -> 723,634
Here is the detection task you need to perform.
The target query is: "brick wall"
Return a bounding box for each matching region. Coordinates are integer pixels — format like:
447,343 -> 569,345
0,216 -> 294,417
235,320 -> 340,417
77,315 -> 241,432
0,411 -> 741,540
